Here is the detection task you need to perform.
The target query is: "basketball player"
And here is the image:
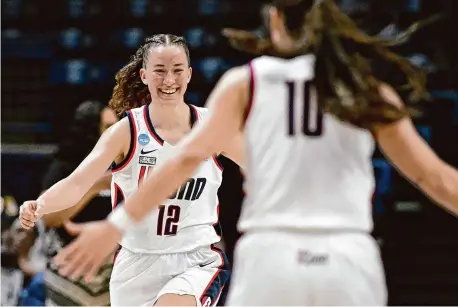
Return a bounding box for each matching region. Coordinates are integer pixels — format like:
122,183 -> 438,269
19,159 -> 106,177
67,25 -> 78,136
31,0 -> 458,305
19,34 -> 242,306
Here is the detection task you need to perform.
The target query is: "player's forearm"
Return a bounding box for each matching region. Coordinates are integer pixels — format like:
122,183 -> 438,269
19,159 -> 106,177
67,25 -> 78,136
37,177 -> 89,215
420,163 -> 458,217
124,153 -> 201,223
42,186 -> 100,228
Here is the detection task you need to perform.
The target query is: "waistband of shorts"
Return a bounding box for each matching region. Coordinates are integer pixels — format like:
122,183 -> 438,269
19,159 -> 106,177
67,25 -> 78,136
119,244 -> 217,256
241,227 -> 369,236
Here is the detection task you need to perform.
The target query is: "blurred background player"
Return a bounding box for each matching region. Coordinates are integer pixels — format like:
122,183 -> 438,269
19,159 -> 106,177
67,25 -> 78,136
3,101 -> 116,306
42,100 -> 116,306
1,194 -> 24,306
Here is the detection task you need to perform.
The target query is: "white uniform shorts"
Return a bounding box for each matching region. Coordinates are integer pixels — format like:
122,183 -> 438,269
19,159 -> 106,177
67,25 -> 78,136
109,245 -> 230,306
227,230 -> 387,306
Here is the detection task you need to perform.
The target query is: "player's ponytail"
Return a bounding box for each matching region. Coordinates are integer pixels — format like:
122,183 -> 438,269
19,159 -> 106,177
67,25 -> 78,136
109,34 -> 191,116
109,44 -> 151,116
224,0 -> 439,130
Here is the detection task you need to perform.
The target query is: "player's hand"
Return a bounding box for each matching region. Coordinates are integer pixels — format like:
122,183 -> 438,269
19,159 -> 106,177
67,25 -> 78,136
19,201 -> 42,229
53,220 -> 122,282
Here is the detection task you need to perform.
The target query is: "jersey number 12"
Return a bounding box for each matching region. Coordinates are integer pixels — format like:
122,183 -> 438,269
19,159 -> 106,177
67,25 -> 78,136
285,81 -> 323,137
157,204 -> 180,236
139,165 -> 181,236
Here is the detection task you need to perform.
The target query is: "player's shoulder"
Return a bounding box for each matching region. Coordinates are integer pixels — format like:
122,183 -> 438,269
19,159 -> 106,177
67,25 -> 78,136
220,65 -> 250,84
100,112 -> 131,142
211,65 -> 251,100
127,105 -> 146,116
190,105 -> 209,119
250,55 -> 315,79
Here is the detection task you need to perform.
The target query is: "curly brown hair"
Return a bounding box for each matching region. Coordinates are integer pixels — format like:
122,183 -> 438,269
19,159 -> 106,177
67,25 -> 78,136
109,34 -> 191,116
223,0 -> 440,129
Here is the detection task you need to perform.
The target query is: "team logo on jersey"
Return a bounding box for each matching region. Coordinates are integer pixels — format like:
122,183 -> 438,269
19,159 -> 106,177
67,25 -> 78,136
141,148 -> 157,155
169,177 -> 207,201
139,156 -> 156,165
138,133 -> 150,146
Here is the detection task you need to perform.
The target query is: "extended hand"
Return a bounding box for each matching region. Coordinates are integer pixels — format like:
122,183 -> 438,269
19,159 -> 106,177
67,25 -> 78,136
19,201 -> 42,229
53,220 -> 122,282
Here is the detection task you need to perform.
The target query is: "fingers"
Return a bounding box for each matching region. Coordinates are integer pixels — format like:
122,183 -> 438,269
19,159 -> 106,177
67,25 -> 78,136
20,219 -> 35,230
63,221 -> 84,236
83,257 -> 105,283
20,210 -> 37,229
20,211 -> 36,222
53,240 -> 103,283
68,256 -> 92,281
59,246 -> 88,280
19,200 -> 44,229
53,221 -> 118,284
53,241 -> 77,267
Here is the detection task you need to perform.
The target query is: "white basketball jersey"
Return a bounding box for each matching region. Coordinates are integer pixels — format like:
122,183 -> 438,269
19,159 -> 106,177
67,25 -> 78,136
239,55 -> 376,233
111,104 -> 223,254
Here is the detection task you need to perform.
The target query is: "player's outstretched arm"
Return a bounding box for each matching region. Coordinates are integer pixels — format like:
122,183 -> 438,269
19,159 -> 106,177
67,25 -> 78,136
36,119 -> 129,215
374,85 -> 458,217
120,66 -> 249,224
42,172 -> 112,228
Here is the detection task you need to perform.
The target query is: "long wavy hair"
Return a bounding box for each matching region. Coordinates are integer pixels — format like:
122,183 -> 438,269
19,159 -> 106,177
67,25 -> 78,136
109,34 -> 191,116
223,0 -> 440,129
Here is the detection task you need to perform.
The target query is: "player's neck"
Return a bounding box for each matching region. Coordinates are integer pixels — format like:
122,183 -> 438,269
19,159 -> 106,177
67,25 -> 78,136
148,100 -> 190,130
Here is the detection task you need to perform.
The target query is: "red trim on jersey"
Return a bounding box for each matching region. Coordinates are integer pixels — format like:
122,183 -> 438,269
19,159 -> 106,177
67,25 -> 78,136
190,104 -> 199,121
143,105 -> 164,145
112,183 -> 125,209
213,203 -> 221,239
212,156 -> 223,172
112,111 -> 137,173
243,61 -> 255,126
112,183 -> 118,209
199,247 -> 225,306
113,247 -> 122,264
138,165 -> 147,186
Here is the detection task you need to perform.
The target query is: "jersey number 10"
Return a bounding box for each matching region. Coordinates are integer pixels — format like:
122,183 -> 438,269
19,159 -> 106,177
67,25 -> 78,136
285,81 -> 323,137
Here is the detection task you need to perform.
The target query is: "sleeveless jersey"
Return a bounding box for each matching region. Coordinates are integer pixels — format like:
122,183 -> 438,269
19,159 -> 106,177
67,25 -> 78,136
111,104 -> 223,254
239,55 -> 376,233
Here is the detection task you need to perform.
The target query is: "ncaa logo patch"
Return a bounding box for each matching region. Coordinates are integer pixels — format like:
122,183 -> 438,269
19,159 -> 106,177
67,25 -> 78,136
201,296 -> 212,307
138,133 -> 150,146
